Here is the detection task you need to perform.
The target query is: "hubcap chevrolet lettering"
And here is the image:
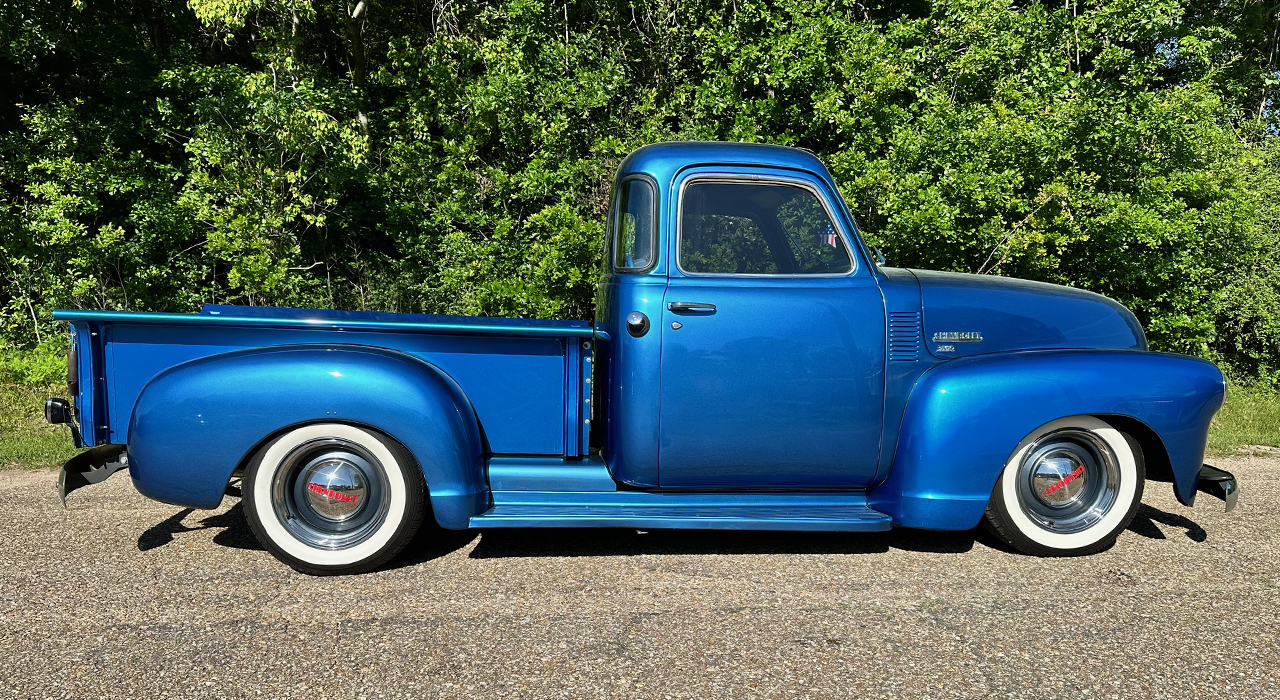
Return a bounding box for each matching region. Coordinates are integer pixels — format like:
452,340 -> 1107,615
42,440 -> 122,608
1016,431 -> 1121,535
307,482 -> 360,503
1031,455 -> 1089,506
1044,464 -> 1085,496
302,458 -> 369,522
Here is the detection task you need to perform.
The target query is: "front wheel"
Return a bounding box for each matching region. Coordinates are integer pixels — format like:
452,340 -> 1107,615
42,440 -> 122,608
984,416 -> 1145,556
243,423 -> 427,575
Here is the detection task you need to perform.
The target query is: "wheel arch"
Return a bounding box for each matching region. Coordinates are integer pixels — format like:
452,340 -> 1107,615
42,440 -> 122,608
230,416 -> 425,483
1094,413 -> 1172,483
126,344 -> 487,528
868,349 -> 1225,529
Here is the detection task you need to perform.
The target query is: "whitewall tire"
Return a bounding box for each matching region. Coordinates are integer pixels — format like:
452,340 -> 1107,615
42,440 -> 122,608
984,416 -> 1145,556
243,423 -> 427,575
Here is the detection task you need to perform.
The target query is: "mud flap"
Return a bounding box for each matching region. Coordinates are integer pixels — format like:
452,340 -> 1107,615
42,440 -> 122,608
58,444 -> 128,506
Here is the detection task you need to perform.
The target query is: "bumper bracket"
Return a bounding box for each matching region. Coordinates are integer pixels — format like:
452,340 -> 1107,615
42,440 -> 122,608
1197,464 -> 1239,512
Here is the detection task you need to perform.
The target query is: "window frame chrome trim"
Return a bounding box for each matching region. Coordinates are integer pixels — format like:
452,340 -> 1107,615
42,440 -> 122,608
673,173 -> 858,279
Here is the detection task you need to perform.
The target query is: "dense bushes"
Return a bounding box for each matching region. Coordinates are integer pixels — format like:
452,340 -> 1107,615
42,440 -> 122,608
2,0 -> 1278,380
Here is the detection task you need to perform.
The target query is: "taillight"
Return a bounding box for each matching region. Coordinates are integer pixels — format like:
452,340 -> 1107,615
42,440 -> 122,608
67,331 -> 78,396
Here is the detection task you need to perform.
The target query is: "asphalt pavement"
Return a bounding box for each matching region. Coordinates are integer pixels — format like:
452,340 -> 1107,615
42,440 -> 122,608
1,455 -> 1276,699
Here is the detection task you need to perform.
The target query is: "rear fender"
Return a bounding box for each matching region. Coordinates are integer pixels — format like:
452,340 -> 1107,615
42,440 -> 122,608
127,344 -> 485,528
868,350 -> 1225,530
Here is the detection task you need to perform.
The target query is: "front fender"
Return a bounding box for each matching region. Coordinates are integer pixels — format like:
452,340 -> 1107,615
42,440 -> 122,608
868,350 -> 1225,530
127,344 -> 486,528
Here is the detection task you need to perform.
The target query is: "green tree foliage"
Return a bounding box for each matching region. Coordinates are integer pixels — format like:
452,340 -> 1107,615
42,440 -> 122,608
2,0 -> 1278,380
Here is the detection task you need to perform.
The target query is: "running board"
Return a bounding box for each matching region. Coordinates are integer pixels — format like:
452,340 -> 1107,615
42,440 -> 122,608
470,491 -> 893,532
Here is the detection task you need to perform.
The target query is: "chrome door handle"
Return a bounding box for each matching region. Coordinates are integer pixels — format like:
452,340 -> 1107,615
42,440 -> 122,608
667,301 -> 716,314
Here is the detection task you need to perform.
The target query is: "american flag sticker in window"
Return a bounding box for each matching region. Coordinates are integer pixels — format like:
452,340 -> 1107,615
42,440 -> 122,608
824,223 -> 837,246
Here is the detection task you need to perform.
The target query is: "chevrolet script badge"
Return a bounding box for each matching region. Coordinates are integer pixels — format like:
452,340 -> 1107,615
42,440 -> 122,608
931,331 -> 983,343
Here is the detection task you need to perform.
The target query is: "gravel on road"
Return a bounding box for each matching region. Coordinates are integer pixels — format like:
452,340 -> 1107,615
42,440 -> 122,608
1,456 -> 1276,700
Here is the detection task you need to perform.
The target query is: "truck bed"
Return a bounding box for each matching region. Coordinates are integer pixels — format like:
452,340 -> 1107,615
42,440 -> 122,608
56,305 -> 598,457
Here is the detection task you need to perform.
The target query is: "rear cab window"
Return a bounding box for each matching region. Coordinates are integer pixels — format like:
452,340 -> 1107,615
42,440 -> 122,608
612,178 -> 657,272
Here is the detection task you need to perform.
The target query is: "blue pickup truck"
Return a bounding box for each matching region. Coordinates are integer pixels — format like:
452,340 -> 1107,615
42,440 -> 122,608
47,142 -> 1238,575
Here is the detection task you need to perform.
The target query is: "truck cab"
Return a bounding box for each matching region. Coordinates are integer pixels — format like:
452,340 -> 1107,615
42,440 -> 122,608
49,142 -> 1237,575
598,143 -> 888,490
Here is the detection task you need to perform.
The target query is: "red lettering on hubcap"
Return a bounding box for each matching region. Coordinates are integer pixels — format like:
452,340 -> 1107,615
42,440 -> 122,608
1044,464 -> 1086,496
308,482 -> 359,504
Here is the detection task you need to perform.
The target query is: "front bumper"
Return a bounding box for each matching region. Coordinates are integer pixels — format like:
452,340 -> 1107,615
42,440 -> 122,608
1197,464 -> 1239,512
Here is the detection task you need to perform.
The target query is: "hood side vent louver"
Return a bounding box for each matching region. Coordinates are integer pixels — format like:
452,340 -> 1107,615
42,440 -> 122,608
888,311 -> 921,362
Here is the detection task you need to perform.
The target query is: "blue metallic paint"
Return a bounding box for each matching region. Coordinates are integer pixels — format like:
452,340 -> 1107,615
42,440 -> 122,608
658,276 -> 886,487
53,141 -> 1231,539
912,270 -> 1147,359
68,321 -> 98,448
486,456 -> 618,492
875,268 -> 941,481
475,490 -> 893,532
597,279 -> 666,487
868,349 -> 1225,529
127,344 -> 487,527
58,311 -> 586,456
656,164 -> 885,488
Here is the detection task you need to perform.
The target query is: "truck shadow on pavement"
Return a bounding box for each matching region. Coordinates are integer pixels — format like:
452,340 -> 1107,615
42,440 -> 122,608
1126,503 -> 1208,542
410,504 -> 1207,565
137,502 -> 264,552
135,500 -> 1208,569
137,503 -> 983,563
460,526 -> 985,560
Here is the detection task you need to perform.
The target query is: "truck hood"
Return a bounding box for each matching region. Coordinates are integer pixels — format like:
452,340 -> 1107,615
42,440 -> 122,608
905,269 -> 1146,359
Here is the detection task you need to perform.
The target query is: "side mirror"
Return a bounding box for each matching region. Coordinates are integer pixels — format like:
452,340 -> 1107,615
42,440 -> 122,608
872,247 -> 886,265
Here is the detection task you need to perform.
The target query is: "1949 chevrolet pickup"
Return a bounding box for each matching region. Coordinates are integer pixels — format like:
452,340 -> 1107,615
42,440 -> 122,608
47,142 -> 1240,575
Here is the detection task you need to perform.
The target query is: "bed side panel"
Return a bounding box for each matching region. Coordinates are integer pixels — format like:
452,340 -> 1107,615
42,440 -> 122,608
105,323 -> 571,455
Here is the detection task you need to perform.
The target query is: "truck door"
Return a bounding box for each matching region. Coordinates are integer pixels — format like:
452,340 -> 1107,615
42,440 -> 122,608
658,172 -> 886,488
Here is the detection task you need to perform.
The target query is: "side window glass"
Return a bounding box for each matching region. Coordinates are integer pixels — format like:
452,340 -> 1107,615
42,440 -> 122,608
679,212 -> 776,274
613,179 -> 656,271
679,181 -> 852,275
776,188 -> 853,274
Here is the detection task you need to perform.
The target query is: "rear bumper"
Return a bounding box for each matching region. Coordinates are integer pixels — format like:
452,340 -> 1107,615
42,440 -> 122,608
58,444 -> 127,506
1197,464 -> 1239,512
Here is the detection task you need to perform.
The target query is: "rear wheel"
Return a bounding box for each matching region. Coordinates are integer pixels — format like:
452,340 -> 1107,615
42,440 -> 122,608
243,423 -> 426,575
983,416 -> 1144,556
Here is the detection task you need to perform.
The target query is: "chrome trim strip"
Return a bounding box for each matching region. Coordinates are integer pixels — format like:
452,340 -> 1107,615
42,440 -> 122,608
52,309 -> 597,339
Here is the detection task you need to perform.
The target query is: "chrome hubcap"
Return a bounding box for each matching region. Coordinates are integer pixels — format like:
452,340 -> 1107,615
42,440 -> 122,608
302,457 -> 369,522
1017,429 -> 1120,534
271,438 -> 390,550
1030,453 -> 1089,507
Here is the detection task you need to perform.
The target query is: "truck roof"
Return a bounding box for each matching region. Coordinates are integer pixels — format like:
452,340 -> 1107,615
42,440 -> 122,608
617,141 -> 833,184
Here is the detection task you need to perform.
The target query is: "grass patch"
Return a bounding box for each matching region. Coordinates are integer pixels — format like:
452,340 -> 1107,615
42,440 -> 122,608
0,382 -> 78,469
1207,383 -> 1280,456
